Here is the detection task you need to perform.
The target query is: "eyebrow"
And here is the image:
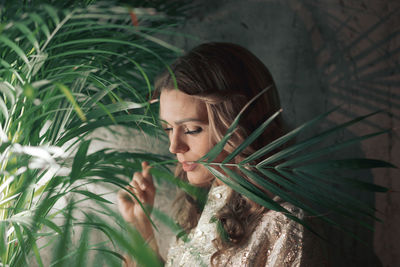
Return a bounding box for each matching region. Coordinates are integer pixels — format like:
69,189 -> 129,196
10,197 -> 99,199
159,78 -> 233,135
160,118 -> 205,125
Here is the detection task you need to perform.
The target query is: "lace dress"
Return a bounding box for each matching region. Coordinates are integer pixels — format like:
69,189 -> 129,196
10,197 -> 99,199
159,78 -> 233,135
165,184 -> 326,267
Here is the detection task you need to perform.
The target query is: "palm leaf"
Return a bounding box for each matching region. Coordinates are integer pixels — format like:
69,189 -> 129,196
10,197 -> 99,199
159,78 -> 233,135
199,85 -> 273,163
256,110 -> 382,167
0,1 -> 187,266
222,108 -> 282,164
242,106 -> 338,164
198,106 -> 394,239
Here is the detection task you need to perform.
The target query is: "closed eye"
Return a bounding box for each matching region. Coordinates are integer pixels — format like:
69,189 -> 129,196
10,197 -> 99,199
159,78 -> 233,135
184,127 -> 202,135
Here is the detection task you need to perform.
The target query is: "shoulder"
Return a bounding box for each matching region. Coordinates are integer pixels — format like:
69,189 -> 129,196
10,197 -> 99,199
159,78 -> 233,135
256,200 -> 330,266
257,201 -> 305,266
255,198 -> 305,243
224,199 -> 305,266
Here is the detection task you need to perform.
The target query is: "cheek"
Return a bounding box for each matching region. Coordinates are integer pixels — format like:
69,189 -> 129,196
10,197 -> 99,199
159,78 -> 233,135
198,134 -> 213,154
185,136 -> 210,156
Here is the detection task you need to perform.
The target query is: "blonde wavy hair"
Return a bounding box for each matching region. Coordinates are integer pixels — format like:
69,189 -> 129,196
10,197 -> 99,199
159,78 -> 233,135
154,42 -> 285,266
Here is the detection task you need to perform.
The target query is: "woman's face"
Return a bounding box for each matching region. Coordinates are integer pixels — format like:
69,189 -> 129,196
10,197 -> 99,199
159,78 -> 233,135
159,89 -> 217,187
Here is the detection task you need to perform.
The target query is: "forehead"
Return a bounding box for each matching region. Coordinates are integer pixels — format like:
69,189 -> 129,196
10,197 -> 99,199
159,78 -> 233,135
159,89 -> 208,124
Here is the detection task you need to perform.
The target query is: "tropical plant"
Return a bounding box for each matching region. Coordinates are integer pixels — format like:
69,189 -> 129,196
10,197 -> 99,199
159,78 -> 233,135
0,1 -> 190,266
0,0 -> 395,266
198,88 -> 394,238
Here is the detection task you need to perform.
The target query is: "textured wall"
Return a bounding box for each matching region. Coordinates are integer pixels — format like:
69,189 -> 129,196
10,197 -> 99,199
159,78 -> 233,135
162,0 -> 399,266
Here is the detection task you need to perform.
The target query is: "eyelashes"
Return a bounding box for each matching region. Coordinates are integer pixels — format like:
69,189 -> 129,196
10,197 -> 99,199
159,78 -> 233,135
184,127 -> 203,135
163,127 -> 203,135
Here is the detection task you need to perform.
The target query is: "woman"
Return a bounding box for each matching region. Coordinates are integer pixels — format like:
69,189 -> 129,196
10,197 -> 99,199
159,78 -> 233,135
118,42 -> 326,266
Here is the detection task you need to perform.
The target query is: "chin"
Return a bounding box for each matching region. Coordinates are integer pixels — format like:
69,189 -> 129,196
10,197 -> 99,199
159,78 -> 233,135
187,171 -> 213,187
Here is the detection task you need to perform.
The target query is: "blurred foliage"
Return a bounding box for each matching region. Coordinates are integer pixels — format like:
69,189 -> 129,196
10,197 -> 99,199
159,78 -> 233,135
0,0 -> 395,266
0,0 -> 189,266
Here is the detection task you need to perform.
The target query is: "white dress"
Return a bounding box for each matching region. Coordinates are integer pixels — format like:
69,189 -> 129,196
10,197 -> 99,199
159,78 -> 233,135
165,184 -> 326,266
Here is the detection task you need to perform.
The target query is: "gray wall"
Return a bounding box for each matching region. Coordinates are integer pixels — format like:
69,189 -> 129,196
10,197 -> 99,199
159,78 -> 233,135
165,0 -> 399,266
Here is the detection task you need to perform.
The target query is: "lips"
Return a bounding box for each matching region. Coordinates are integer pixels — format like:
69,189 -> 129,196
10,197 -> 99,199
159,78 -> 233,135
181,161 -> 198,172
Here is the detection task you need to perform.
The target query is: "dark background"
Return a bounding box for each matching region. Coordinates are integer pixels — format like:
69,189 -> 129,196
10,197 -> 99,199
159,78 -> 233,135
164,0 -> 400,266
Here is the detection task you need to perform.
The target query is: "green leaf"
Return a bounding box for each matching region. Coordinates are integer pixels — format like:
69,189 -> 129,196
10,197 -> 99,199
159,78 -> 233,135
278,129 -> 390,168
256,168 -> 372,236
243,107 -> 338,164
30,52 -> 48,78
257,110 -> 383,167
0,58 -> 25,83
277,169 -> 378,225
12,223 -> 28,266
91,248 -> 124,266
75,225 -> 90,267
80,82 -> 119,109
52,201 -> 74,267
55,82 -> 87,122
206,165 -> 287,213
31,239 -> 44,267
0,98 -> 8,120
86,206 -> 163,267
0,221 -> 6,261
205,165 -> 322,237
39,217 -> 62,235
48,48 -> 152,94
14,22 -> 40,51
151,208 -> 188,242
29,13 -> 50,38
222,109 -> 282,163
150,168 -> 207,206
0,35 -> 31,71
70,140 -> 91,182
220,165 -> 269,201
200,86 -> 273,163
238,166 -> 322,217
57,114 -> 153,146
43,4 -> 60,25
297,169 -> 388,193
72,190 -> 113,204
198,114 -> 240,163
0,81 -> 16,105
85,101 -> 146,121
74,220 -> 115,250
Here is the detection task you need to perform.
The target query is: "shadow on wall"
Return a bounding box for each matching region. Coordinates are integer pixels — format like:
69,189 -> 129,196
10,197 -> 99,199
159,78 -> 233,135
294,1 -> 399,266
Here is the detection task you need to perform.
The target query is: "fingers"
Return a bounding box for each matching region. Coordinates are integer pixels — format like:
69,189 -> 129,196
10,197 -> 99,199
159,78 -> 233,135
117,179 -> 144,203
141,161 -> 152,182
117,189 -> 135,221
130,170 -> 151,201
118,162 -> 154,205
117,162 -> 156,224
137,161 -> 154,193
117,188 -> 133,204
133,179 -> 147,202
134,171 -> 148,190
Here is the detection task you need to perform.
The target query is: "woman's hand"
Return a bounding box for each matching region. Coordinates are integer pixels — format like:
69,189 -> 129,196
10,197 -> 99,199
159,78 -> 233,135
117,161 -> 156,240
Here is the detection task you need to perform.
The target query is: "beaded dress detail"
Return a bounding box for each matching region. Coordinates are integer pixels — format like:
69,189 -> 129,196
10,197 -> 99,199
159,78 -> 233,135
165,184 -> 321,267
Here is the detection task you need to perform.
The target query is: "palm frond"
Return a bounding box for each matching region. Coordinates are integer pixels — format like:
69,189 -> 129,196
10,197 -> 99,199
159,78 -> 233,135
198,107 -> 395,239
0,1 -> 187,266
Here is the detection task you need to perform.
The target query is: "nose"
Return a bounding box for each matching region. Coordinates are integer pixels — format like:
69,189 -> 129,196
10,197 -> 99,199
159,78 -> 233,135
169,132 -> 189,154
